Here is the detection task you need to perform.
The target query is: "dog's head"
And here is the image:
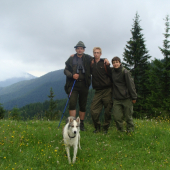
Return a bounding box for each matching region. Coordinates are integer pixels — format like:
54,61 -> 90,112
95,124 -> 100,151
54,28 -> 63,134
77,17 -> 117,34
68,117 -> 80,134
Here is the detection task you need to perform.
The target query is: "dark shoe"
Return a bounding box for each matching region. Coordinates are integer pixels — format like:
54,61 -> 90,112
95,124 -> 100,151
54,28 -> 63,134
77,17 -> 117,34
103,130 -> 108,134
93,126 -> 101,133
80,122 -> 85,131
93,129 -> 100,133
117,127 -> 125,132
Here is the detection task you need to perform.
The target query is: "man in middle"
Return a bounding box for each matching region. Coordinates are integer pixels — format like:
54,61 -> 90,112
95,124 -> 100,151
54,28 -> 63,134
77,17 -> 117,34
90,47 -> 113,134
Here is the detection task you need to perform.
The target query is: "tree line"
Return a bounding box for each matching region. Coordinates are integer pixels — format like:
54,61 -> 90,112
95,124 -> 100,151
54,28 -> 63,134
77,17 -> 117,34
0,87 -> 95,122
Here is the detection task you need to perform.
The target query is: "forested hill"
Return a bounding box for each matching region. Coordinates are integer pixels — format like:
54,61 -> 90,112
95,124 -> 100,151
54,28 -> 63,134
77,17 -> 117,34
0,69 -> 67,110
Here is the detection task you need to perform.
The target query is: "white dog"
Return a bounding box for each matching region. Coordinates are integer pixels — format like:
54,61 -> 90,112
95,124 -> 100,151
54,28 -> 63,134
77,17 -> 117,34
63,116 -> 81,164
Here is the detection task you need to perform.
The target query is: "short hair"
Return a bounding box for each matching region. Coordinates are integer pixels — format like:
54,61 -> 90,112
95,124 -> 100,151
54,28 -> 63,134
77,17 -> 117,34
111,56 -> 121,63
93,47 -> 102,53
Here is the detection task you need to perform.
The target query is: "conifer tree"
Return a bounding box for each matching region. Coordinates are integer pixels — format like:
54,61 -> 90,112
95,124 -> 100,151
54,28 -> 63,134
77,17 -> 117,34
0,103 -> 5,119
159,15 -> 170,98
147,59 -> 164,110
122,12 -> 151,97
11,107 -> 21,120
122,13 -> 151,116
45,87 -> 58,120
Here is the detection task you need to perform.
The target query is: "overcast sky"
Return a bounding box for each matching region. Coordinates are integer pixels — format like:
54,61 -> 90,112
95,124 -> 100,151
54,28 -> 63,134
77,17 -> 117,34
0,0 -> 169,81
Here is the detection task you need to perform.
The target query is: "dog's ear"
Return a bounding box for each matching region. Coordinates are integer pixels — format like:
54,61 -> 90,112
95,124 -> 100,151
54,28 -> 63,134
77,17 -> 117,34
69,118 -> 73,123
76,117 -> 80,123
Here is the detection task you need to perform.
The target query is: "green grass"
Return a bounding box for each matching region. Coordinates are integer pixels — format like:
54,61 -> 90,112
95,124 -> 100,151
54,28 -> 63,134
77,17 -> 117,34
0,118 -> 170,170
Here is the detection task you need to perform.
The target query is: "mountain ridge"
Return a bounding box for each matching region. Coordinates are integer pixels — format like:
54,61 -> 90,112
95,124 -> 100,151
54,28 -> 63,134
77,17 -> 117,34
0,73 -> 36,87
0,69 -> 67,110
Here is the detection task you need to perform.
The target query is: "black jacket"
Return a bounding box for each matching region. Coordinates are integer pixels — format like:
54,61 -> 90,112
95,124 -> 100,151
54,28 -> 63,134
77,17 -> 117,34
91,59 -> 112,90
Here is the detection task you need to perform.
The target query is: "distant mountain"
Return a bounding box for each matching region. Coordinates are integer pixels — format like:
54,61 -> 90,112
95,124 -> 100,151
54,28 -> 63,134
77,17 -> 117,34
0,69 -> 67,110
0,73 -> 36,87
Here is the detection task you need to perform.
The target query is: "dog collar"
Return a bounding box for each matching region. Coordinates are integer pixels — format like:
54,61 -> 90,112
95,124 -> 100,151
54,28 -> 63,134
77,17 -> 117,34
68,133 -> 76,139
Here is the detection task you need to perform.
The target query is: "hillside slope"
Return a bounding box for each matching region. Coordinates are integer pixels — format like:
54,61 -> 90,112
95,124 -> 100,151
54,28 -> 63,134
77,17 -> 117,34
0,69 -> 67,110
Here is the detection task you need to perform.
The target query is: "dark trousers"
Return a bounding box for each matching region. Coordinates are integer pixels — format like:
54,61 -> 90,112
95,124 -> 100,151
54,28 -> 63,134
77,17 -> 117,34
90,88 -> 113,130
69,81 -> 88,112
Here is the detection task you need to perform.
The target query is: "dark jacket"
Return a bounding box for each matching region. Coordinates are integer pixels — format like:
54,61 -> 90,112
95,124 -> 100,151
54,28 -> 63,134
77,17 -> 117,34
64,53 -> 93,94
112,65 -> 137,100
91,59 -> 112,90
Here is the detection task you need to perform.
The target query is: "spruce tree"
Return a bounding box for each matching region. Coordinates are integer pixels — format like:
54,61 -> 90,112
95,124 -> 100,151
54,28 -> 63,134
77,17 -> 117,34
147,59 -> 164,110
123,13 -> 151,95
11,107 -> 21,121
45,87 -> 58,120
159,15 -> 170,98
0,103 -> 5,119
122,13 -> 151,116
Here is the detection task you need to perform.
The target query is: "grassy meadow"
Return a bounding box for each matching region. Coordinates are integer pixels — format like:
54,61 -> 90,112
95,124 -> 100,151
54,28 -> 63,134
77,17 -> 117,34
0,117 -> 170,170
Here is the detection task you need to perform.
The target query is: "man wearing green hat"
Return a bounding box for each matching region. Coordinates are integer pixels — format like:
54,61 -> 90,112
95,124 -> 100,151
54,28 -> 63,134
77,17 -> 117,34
64,41 -> 92,131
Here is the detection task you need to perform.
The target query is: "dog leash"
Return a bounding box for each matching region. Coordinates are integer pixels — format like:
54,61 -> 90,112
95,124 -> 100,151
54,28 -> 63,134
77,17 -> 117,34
58,79 -> 76,128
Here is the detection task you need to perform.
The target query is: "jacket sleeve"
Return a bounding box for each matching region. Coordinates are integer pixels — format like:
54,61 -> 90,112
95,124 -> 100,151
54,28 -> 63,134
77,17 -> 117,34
64,65 -> 73,78
64,58 -> 73,78
124,70 -> 137,100
87,54 -> 94,63
106,65 -> 112,78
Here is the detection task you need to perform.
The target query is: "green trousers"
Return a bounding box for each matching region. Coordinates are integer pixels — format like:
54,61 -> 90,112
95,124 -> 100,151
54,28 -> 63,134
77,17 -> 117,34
90,88 -> 113,130
112,98 -> 134,132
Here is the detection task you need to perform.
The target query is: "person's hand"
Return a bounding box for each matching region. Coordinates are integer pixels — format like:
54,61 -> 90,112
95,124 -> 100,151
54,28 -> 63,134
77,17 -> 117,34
132,100 -> 136,104
73,74 -> 79,80
70,54 -> 74,57
104,58 -> 110,65
91,59 -> 94,65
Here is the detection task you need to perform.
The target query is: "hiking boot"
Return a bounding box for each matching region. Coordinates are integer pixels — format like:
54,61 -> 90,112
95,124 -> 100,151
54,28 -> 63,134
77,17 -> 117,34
117,127 -> 125,132
93,126 -> 101,133
93,129 -> 101,133
103,130 -> 108,134
80,122 -> 85,131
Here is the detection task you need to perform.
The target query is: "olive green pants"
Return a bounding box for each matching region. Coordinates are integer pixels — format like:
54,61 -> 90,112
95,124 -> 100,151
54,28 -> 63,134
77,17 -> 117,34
90,88 -> 113,130
112,98 -> 134,132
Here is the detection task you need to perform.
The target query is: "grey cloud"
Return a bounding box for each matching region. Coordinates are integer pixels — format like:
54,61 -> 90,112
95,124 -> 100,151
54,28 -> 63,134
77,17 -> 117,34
0,0 -> 169,80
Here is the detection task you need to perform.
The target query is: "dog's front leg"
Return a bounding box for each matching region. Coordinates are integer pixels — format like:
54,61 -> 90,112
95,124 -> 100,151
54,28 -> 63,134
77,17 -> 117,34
72,145 -> 78,163
78,133 -> 81,149
65,146 -> 71,164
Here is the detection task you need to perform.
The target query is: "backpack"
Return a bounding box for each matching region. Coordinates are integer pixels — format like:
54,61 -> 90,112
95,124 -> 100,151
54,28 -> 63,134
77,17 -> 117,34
122,67 -> 134,82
